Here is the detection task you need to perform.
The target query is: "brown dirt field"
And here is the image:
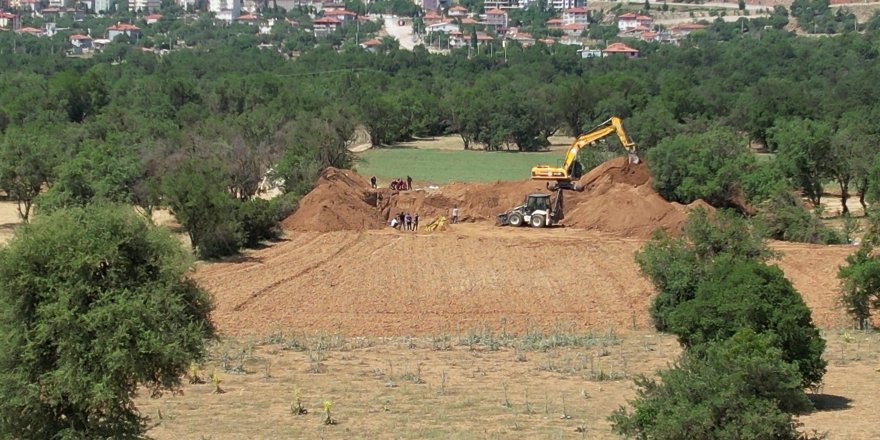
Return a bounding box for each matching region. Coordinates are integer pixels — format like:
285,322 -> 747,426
135,331 -> 880,440
199,222 -> 856,337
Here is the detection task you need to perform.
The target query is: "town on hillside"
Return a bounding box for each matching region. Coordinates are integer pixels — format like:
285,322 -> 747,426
0,0 -> 784,57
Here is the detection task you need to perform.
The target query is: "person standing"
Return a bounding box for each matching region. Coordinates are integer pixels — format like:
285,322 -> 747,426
406,175 -> 413,190
370,175 -> 377,189
451,207 -> 459,224
413,213 -> 419,231
405,212 -> 412,231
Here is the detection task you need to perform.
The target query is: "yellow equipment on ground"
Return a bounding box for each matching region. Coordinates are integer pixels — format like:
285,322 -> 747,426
424,216 -> 447,232
530,116 -> 638,186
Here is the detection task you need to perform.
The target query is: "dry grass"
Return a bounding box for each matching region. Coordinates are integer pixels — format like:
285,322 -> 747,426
137,331 -> 880,439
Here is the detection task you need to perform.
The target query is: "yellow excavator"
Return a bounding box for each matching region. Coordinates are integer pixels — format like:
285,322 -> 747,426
498,116 -> 638,228
530,116 -> 638,191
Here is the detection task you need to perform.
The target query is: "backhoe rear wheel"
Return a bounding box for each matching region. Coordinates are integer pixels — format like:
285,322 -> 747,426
530,214 -> 545,228
508,212 -> 524,227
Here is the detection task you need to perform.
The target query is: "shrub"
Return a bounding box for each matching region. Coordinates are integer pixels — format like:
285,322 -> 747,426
238,198 -> 283,248
757,189 -> 845,244
668,258 -> 826,387
838,239 -> 880,329
610,330 -> 813,440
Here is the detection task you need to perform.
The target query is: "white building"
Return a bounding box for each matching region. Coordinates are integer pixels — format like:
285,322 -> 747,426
551,0 -> 585,11
563,7 -> 589,26
425,21 -> 459,34
130,0 -> 160,12
93,0 -> 110,12
210,0 -> 241,22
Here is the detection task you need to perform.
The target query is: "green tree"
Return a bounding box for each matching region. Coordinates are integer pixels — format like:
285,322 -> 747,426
756,189 -> 844,244
610,330 -> 814,440
0,127 -> 61,222
0,204 -> 214,439
647,128 -> 753,208
162,158 -> 244,259
769,117 -> 833,206
838,222 -> 880,328
667,257 -> 827,386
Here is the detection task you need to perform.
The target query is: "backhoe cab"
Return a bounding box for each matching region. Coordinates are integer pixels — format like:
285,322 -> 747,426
497,190 -> 564,228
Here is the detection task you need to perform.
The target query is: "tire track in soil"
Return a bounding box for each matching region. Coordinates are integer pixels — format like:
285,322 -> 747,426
201,234 -> 326,281
232,234 -> 366,312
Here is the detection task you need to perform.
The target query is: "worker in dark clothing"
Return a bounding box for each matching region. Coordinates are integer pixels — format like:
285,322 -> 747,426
370,176 -> 377,189
406,175 -> 413,190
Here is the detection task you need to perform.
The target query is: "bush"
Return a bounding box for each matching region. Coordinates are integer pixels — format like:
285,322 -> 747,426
0,204 -> 214,439
838,238 -> 880,329
668,258 -> 826,387
647,128 -> 754,208
161,158 -> 245,260
238,198 -> 283,248
637,208 -> 772,330
757,189 -> 845,244
610,330 -> 813,440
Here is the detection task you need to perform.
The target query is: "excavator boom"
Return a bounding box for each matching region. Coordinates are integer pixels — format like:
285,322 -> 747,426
531,116 -> 637,182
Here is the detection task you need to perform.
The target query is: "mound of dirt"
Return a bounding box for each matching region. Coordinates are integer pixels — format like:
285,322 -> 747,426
563,157 -> 710,238
281,168 -> 385,232
282,157 -> 711,238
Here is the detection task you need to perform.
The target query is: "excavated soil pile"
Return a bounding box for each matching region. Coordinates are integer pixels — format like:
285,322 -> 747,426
283,158 -> 710,238
563,157 -> 711,238
281,167 -> 386,232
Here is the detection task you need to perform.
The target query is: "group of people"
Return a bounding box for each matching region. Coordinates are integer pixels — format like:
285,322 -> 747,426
369,175 -> 413,191
390,212 -> 419,231
389,176 -> 412,191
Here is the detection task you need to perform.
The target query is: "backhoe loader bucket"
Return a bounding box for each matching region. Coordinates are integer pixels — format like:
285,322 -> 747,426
424,216 -> 447,232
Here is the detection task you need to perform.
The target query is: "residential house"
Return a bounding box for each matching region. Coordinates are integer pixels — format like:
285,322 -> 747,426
449,31 -> 494,48
578,46 -> 602,58
618,13 -> 652,31
448,5 -> 468,17
460,17 -> 478,25
312,16 -> 340,37
551,0 -> 585,10
425,21 -> 458,34
616,13 -> 636,31
144,13 -> 162,24
0,12 -> 20,30
323,9 -> 357,22
15,26 -> 45,36
11,0 -> 41,12
259,18 -> 276,34
602,41 -> 638,58
285,18 -> 299,26
237,13 -> 259,24
484,8 -> 507,31
669,22 -> 706,36
40,7 -> 62,18
242,0 -> 260,12
94,0 -> 111,12
562,7 -> 588,26
545,17 -> 562,30
47,0 -> 63,7
360,38 -> 380,52
130,0 -> 160,12
483,0 -> 514,10
509,31 -> 534,47
69,33 -> 92,49
422,10 -> 443,26
560,23 -> 585,36
422,0 -> 437,11
210,0 -> 241,22
107,23 -> 141,42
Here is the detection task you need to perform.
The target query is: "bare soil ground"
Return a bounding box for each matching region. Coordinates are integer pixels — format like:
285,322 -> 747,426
135,331 -> 880,440
0,200 -> 19,244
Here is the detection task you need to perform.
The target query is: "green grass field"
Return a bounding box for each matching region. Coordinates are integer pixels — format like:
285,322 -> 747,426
354,148 -> 563,184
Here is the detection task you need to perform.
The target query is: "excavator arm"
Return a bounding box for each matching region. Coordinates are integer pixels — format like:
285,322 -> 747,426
531,116 -> 638,182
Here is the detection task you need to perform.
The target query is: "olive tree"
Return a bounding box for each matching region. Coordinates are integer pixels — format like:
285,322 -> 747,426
0,204 -> 215,439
